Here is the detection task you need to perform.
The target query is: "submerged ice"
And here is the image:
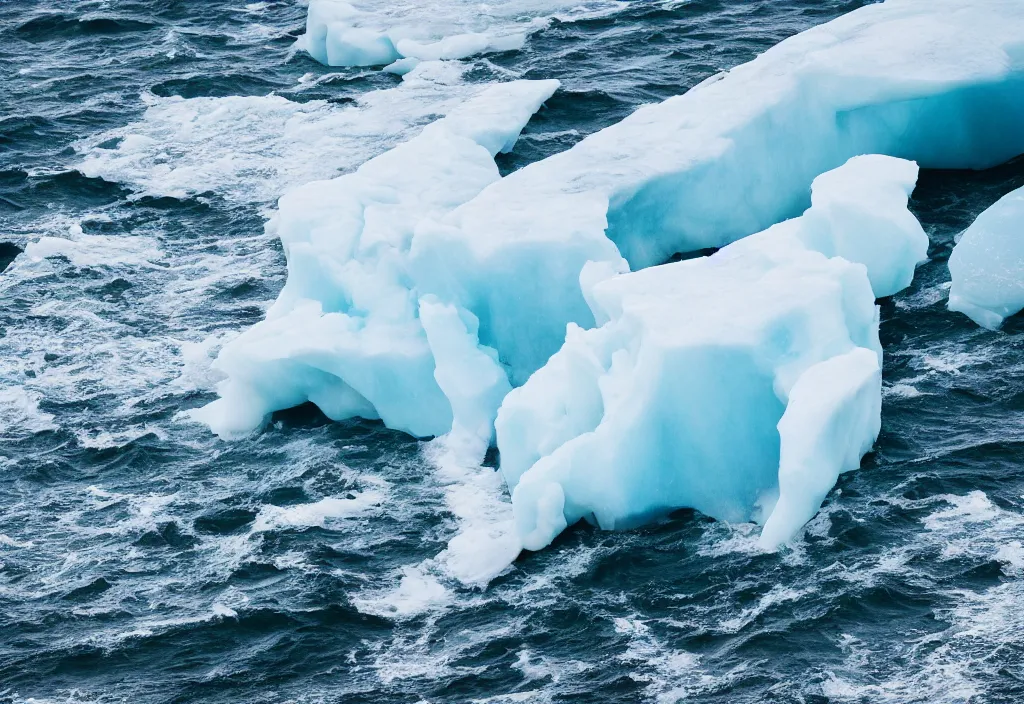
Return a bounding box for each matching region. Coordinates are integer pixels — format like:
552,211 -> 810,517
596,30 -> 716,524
948,185 -> 1024,330
497,155 -> 925,550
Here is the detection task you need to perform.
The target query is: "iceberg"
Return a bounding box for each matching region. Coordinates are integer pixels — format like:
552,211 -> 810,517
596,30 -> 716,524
495,155 -> 924,551
417,0 -> 1024,385
203,0 -> 1024,490
948,185 -> 1024,329
301,0 -> 622,68
192,79 -> 559,441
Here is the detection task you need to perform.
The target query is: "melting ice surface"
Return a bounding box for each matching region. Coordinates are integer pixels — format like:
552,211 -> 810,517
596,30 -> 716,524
497,155 -> 927,550
300,0 -> 626,68
948,184 -> 1024,329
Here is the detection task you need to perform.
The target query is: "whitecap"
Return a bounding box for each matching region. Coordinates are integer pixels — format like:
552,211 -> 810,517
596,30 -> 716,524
0,386 -> 58,439
352,565 -> 453,620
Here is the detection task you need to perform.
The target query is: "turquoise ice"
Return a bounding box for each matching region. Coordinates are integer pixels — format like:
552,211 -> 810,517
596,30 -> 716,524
949,185 -> 1024,329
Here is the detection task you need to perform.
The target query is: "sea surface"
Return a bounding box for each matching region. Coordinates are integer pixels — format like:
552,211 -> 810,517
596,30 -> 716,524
2,2 -> 1023,703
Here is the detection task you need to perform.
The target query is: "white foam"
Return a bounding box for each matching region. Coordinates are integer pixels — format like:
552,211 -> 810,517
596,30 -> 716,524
251,485 -> 386,531
823,488 -> 1024,700
351,439 -> 518,622
352,565 -> 454,619
73,425 -> 168,450
922,491 -> 1024,564
614,615 -> 745,701
424,438 -> 521,587
77,62 -> 481,203
837,490 -> 1024,590
718,585 -> 813,634
0,207 -> 280,457
894,282 -> 949,311
0,534 -> 35,549
882,382 -> 926,400
22,225 -> 164,270
350,435 -> 527,624
272,550 -> 314,572
0,386 -> 58,439
0,213 -> 235,448
469,691 -> 547,704
369,620 -> 498,686
212,603 -> 238,618
922,490 -> 1001,528
918,351 -> 988,375
995,541 -> 1024,576
694,522 -> 765,559
887,344 -> 994,393
824,579 -> 1024,703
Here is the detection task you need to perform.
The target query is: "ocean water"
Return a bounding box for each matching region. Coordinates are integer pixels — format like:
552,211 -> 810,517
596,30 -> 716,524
2,2 -> 1023,703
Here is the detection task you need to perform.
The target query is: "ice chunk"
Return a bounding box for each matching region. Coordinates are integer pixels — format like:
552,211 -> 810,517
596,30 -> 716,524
797,155 -> 928,298
759,348 -> 882,548
420,296 -> 511,456
193,79 -> 559,440
948,185 -> 1024,329
323,26 -> 400,67
420,0 -> 1024,383
300,0 -> 623,67
496,156 -> 922,550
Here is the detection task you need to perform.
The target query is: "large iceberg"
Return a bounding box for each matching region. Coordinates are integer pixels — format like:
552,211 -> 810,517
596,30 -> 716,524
202,0 -> 1024,482
193,79 -> 559,441
416,0 -> 1024,386
948,185 -> 1024,330
496,155 -> 926,550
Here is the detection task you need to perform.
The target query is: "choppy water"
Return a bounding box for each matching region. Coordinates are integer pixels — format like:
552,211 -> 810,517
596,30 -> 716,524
2,2 -> 1023,703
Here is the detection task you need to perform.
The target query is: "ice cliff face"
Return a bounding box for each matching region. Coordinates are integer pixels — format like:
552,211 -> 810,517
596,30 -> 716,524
948,185 -> 1024,330
496,155 -> 925,551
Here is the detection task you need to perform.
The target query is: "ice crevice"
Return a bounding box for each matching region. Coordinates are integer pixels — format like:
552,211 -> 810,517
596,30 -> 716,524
198,0 -> 1024,561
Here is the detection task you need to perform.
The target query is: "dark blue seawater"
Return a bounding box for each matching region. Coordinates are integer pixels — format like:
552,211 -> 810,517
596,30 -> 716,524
2,2 -> 1023,703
